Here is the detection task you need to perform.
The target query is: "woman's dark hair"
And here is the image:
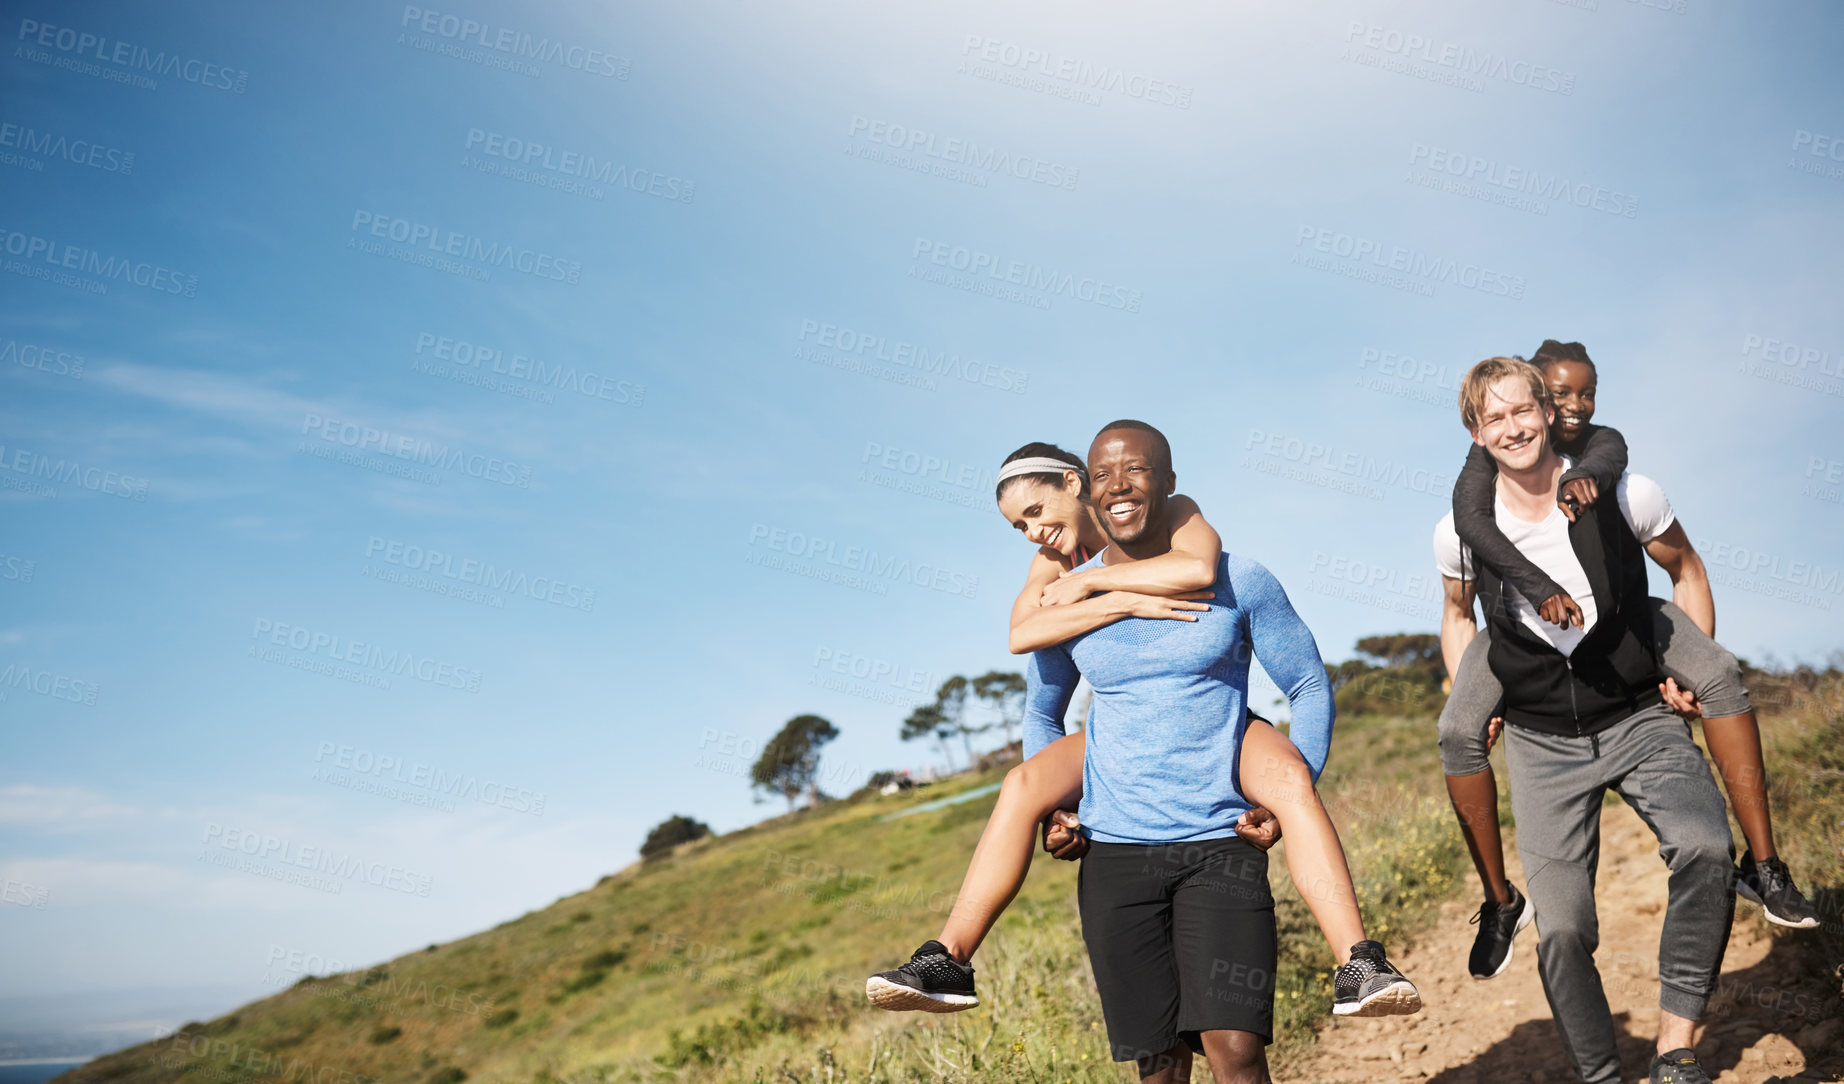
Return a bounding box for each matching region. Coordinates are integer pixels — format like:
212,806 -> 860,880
1530,339 -> 1595,373
994,442 -> 1087,503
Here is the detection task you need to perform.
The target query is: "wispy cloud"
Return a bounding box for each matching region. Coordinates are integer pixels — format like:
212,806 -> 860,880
0,785 -> 138,831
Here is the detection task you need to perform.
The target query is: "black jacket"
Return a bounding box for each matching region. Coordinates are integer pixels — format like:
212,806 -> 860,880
1474,484 -> 1662,737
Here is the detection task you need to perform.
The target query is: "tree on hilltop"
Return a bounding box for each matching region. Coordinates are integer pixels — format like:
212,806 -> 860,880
934,675 -> 989,764
972,670 -> 1026,748
901,701 -> 957,772
750,714 -> 839,810
1354,634 -> 1443,677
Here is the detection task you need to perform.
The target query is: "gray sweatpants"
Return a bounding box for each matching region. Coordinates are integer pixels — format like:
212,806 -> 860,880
1505,704 -> 1736,1084
1439,598 -> 1752,776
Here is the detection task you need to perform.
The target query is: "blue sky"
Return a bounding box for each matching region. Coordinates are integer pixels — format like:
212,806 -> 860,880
2,0 -> 1841,1033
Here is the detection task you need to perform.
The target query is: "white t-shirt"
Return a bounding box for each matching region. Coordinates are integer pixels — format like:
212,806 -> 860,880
1433,471 -> 1675,656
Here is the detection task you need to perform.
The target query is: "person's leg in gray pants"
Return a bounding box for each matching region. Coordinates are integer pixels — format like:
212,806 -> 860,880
1504,705 -> 1735,1084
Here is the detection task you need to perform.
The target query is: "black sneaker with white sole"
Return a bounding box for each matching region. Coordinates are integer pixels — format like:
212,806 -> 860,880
1735,854 -> 1820,929
1649,1047 -> 1713,1084
865,940 -> 978,1013
1331,940 -> 1421,1017
1467,882 -> 1537,979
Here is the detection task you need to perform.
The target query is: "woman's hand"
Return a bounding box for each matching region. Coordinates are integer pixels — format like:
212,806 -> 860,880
1558,477 -> 1599,521
1039,569 -> 1098,608
1659,677 -> 1701,721
1538,592 -> 1585,629
1120,591 -> 1213,621
1042,809 -> 1089,861
1234,806 -> 1280,851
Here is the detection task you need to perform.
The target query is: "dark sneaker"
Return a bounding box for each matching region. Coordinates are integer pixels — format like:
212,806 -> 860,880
1467,882 -> 1537,979
1736,854 -> 1820,929
865,940 -> 978,1013
1331,940 -> 1421,1017
1649,1048 -> 1713,1084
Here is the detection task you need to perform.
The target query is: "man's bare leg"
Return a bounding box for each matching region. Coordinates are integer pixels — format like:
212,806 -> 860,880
1136,1043 -> 1193,1083
1197,1030 -> 1270,1084
1657,1009 -> 1698,1058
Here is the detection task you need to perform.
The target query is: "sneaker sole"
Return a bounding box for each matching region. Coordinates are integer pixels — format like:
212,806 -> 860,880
1471,899 -> 1539,980
1734,881 -> 1821,929
865,976 -> 979,1013
1332,979 -> 1422,1018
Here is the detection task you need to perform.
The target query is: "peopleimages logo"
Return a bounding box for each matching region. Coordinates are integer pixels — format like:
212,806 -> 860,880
909,238 -> 1143,312
1789,129 -> 1844,183
249,618 -> 485,692
0,227 -> 198,297
1353,346 -> 1460,410
0,662 -> 100,705
463,129 -> 694,203
1343,23 -> 1575,95
1305,551 -> 1440,621
1737,333 -> 1844,399
200,823 -> 434,897
957,35 -> 1193,108
859,440 -> 996,512
314,741 -> 546,815
1695,539 -> 1842,598
347,210 -> 583,284
299,413 -> 534,488
0,338 -> 84,379
413,332 -> 644,406
364,536 -> 596,611
1408,144 -> 1638,219
745,522 -> 979,600
861,442 -> 995,492
15,18 -> 250,93
1242,428 -> 1451,501
0,120 -> 133,174
1293,225 -> 1526,300
0,443 -> 149,500
0,553 -> 35,584
399,6 -> 629,78
847,115 -> 1078,190
796,319 -> 1027,393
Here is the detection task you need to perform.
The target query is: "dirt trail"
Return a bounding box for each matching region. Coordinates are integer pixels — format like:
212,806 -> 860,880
1293,802 -> 1843,1084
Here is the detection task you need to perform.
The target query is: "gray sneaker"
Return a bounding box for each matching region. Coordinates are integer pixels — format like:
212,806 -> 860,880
1331,940 -> 1421,1017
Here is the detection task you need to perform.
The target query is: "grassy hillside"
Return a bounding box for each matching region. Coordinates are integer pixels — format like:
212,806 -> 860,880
60,665 -> 1841,1083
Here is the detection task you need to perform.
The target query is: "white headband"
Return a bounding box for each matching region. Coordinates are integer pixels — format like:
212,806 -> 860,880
996,456 -> 1082,485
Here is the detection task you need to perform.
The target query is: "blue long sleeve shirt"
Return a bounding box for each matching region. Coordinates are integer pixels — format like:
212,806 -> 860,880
1023,551 -> 1334,844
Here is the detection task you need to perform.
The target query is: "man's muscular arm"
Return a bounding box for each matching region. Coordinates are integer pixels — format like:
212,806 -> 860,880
1439,574 -> 1479,681
1643,521 -> 1715,637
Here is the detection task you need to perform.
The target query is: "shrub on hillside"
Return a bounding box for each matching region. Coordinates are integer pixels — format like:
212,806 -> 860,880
640,814 -> 712,860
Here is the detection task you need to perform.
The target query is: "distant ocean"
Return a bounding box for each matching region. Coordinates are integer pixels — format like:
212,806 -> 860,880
0,1061 -> 89,1084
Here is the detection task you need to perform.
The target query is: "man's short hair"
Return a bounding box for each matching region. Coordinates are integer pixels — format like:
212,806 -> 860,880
1531,339 -> 1594,370
1458,357 -> 1553,432
1093,419 -> 1172,471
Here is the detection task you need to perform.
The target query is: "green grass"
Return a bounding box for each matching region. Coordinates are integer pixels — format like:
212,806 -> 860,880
71,665 -> 1842,1084
1737,666 -> 1844,1015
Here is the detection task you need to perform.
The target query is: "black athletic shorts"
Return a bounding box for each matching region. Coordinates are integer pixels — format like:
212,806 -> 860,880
1077,834 -> 1277,1063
